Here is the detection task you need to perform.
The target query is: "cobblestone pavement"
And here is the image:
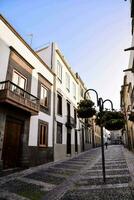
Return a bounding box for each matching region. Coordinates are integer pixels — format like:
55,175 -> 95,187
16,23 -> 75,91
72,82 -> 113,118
0,145 -> 134,200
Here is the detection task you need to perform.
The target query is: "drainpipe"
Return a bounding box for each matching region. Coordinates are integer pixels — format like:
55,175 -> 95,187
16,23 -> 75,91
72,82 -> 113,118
51,42 -> 56,161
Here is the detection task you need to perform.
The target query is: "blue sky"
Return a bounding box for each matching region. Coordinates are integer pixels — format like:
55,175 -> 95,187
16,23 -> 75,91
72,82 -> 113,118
0,0 -> 132,109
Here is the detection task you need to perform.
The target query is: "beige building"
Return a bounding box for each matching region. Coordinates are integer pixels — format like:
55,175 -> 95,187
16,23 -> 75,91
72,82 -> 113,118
120,0 -> 134,150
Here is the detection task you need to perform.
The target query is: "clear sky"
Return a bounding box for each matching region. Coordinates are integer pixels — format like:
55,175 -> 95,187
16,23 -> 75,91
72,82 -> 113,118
0,0 -> 132,109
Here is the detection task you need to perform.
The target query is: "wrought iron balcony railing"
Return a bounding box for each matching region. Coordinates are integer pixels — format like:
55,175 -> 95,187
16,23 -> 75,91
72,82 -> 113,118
0,80 -> 40,115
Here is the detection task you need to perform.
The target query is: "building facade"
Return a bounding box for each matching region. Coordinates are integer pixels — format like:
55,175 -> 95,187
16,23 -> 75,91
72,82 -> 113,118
37,43 -> 94,160
0,15 -> 101,169
0,15 -> 54,168
120,0 -> 134,150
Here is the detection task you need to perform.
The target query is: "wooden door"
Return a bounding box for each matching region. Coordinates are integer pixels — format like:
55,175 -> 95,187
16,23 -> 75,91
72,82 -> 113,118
2,118 -> 23,168
67,128 -> 71,154
75,130 -> 78,153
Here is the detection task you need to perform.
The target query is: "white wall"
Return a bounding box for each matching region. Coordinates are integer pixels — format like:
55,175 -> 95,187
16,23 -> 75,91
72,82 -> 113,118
54,50 -> 79,146
28,116 -> 38,146
29,112 -> 54,147
37,45 -> 52,68
0,39 -> 10,81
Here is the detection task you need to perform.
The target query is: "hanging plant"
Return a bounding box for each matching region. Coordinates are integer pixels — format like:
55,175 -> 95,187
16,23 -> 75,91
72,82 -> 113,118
95,111 -> 125,130
128,112 -> 134,122
105,119 -> 125,131
101,111 -> 124,122
77,99 -> 96,118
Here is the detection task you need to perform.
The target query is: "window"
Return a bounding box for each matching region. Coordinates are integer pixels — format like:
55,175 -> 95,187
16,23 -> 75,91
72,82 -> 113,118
73,82 -> 76,99
57,122 -> 62,144
12,70 -> 26,96
12,70 -> 26,89
57,60 -> 62,82
57,94 -> 62,115
66,72 -> 70,92
39,122 -> 48,147
40,85 -> 49,108
74,108 -> 77,125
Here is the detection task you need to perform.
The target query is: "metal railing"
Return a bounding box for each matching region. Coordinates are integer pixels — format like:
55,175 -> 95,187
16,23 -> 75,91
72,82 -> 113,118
0,80 -> 39,113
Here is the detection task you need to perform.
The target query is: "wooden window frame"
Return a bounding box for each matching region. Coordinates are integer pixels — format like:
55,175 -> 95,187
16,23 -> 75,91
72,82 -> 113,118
40,84 -> 49,108
38,121 -> 48,147
13,69 -> 27,90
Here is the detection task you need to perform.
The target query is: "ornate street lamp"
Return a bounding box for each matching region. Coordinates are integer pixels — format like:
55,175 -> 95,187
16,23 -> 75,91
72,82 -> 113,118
84,89 -> 114,183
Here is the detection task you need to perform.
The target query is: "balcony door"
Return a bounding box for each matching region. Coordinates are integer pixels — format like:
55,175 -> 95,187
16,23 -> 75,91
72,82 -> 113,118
12,70 -> 26,89
12,70 -> 27,96
2,117 -> 23,169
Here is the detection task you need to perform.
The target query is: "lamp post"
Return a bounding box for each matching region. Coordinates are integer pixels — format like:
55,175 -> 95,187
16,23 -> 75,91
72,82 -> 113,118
84,89 -> 114,183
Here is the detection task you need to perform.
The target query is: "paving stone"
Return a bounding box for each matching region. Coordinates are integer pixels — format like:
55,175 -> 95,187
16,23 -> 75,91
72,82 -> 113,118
18,177 -> 55,191
76,177 -> 131,186
25,170 -> 66,185
92,164 -> 127,170
0,168 -> 23,178
0,180 -> 46,200
63,161 -> 87,165
50,167 -> 78,172
43,167 -> 75,176
1,145 -> 134,200
95,162 -> 127,166
52,164 -> 82,170
84,169 -> 129,176
60,188 -> 133,200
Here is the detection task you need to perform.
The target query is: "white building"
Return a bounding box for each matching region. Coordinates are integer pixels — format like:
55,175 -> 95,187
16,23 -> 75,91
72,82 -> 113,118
0,15 -> 99,168
37,43 -> 92,160
0,15 -> 54,168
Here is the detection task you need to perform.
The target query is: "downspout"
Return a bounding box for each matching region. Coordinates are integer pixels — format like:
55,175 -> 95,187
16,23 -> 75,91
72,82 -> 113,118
51,42 -> 56,161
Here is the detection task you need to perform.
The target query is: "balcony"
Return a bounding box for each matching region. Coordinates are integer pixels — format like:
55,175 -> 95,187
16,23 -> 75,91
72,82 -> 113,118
0,80 -> 40,115
65,115 -> 76,129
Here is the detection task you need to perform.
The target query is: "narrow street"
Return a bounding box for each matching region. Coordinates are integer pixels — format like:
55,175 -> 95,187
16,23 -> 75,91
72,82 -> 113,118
0,145 -> 134,200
